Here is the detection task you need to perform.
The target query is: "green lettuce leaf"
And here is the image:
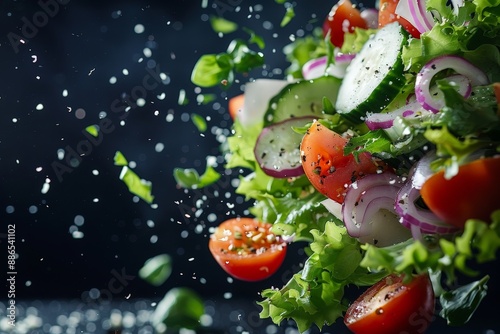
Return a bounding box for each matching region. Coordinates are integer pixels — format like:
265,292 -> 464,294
360,212 -> 500,285
258,222 -> 386,332
173,164 -> 221,189
139,254 -> 172,287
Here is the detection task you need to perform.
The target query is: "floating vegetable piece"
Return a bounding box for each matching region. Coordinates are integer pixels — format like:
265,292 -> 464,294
208,217 -> 287,281
241,78 -> 289,126
301,121 -> 388,203
439,275 -> 489,326
345,273 -> 435,334
420,156 -> 500,228
173,164 -> 220,189
151,287 -> 205,331
254,117 -> 313,178
119,166 -> 154,204
190,113 -> 207,132
139,254 -> 172,286
85,124 -> 99,137
415,55 -> 489,112
113,150 -> 128,166
209,16 -> 238,34
114,151 -> 154,204
323,0 -> 367,48
335,22 -> 408,123
342,172 -> 412,246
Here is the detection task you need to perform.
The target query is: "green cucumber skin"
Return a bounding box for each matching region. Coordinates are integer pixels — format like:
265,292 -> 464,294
336,22 -> 409,124
263,76 -> 342,126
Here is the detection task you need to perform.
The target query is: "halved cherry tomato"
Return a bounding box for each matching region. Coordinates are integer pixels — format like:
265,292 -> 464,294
378,0 -> 420,38
323,0 -> 368,48
420,156 -> 500,229
345,273 -> 435,334
300,121 -> 387,203
493,82 -> 500,113
228,93 -> 244,120
208,217 -> 287,281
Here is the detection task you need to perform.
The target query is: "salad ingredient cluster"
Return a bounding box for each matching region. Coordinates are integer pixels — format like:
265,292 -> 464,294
176,0 -> 500,332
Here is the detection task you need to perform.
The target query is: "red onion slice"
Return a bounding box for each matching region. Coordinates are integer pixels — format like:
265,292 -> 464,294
395,0 -> 435,34
411,150 -> 437,189
415,55 -> 489,113
302,54 -> 355,80
396,181 -> 458,234
395,150 -> 458,234
342,172 -> 411,245
365,73 -> 470,130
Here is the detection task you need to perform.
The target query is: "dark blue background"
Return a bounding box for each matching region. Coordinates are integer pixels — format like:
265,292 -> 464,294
0,1 -> 498,333
0,0 -> 335,301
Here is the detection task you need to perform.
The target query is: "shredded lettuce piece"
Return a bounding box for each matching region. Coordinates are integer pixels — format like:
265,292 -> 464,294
282,27 -> 327,78
139,254 -> 172,287
340,27 -> 377,54
173,164 -> 221,189
225,119 -> 261,170
190,113 -> 207,132
435,81 -> 499,137
113,151 -> 128,166
85,124 -> 99,137
118,166 -> 155,204
360,212 -> 500,326
209,16 -> 238,34
361,211 -> 500,283
114,151 -> 154,204
191,36 -> 264,88
258,222 -> 387,333
403,0 -> 500,75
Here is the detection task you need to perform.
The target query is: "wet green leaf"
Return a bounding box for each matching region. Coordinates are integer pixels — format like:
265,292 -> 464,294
139,254 -> 172,286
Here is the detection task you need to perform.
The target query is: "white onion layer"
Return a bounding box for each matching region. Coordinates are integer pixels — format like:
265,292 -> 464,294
302,54 -> 355,80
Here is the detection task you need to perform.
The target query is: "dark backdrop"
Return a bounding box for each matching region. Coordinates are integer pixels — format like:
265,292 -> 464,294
0,0 -> 337,301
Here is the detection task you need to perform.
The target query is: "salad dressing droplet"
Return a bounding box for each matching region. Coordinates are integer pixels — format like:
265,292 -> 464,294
375,308 -> 384,315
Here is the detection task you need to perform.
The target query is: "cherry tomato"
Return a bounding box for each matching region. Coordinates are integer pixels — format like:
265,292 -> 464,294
420,156 -> 500,228
345,274 -> 435,334
378,0 -> 420,38
228,93 -> 244,120
208,217 -> 287,281
300,121 -> 387,203
323,0 -> 368,48
494,82 -> 500,105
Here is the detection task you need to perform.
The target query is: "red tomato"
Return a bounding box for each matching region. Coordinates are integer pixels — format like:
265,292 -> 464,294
208,217 -> 287,281
300,121 -> 387,203
228,93 -> 244,120
378,0 -> 420,38
323,0 -> 368,48
494,82 -> 500,105
420,156 -> 500,228
345,274 -> 435,334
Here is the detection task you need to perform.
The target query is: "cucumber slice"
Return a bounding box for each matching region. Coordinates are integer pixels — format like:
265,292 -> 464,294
263,75 -> 342,126
335,22 -> 409,123
242,79 -> 289,127
254,116 -> 314,178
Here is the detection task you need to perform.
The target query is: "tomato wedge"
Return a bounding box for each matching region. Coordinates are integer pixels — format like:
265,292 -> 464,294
208,217 -> 287,281
378,0 -> 420,38
300,121 -> 387,203
228,93 -> 244,120
420,156 -> 500,229
323,0 -> 368,48
345,274 -> 435,334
